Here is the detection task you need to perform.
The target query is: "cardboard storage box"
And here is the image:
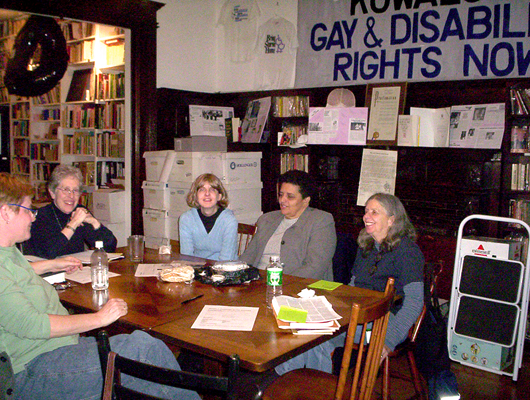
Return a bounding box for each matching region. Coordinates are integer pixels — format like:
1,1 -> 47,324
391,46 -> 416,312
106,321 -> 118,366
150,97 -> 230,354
142,208 -> 170,239
226,181 -> 262,215
143,150 -> 175,182
99,219 -> 127,248
460,236 -> 524,261
219,152 -> 262,184
169,213 -> 182,241
174,136 -> 227,152
92,189 -> 125,222
167,152 -> 224,182
234,211 -> 262,225
168,182 -> 192,213
142,181 -> 169,210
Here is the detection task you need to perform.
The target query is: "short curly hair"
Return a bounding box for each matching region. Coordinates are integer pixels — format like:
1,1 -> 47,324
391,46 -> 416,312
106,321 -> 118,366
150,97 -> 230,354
186,173 -> 229,209
48,165 -> 84,193
278,170 -> 315,199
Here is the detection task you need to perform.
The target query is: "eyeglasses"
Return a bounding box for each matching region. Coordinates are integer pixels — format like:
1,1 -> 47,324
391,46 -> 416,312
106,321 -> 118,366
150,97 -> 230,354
56,187 -> 82,196
369,252 -> 383,276
8,204 -> 38,217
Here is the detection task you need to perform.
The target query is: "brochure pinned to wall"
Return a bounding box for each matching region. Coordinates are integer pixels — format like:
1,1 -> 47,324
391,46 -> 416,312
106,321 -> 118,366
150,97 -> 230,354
189,105 -> 234,137
240,97 -> 271,143
448,103 -> 505,149
357,148 -> 398,206
307,107 -> 368,145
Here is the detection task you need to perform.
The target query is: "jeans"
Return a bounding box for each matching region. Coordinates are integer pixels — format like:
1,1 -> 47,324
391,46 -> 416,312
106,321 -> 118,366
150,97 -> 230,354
14,330 -> 201,400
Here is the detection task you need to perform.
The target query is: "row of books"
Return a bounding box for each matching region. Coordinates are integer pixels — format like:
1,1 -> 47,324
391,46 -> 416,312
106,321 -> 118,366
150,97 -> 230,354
510,163 -> 530,191
96,131 -> 125,158
30,143 -> 59,162
280,153 -> 309,174
12,120 -> 29,137
12,103 -> 30,119
63,104 -> 97,129
278,123 -> 307,146
0,18 -> 26,37
510,86 -> 530,115
34,108 -> 60,121
272,95 -> 309,117
32,162 -> 59,182
508,199 -> 530,224
63,131 -> 95,155
73,161 -> 96,186
13,138 -> 30,156
62,22 -> 95,41
510,126 -> 530,153
68,40 -> 94,63
96,161 -> 125,187
32,86 -> 61,105
97,73 -> 125,100
11,157 -> 29,174
96,102 -> 125,130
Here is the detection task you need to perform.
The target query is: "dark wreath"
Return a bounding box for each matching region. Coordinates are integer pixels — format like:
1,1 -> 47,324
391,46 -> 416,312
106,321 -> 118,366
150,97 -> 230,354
4,16 -> 69,97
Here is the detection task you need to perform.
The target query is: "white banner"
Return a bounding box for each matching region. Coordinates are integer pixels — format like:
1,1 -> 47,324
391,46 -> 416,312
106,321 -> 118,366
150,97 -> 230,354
295,0 -> 530,88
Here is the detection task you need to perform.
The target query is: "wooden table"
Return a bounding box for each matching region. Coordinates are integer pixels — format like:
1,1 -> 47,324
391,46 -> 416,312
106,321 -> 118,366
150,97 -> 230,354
59,248 -> 387,373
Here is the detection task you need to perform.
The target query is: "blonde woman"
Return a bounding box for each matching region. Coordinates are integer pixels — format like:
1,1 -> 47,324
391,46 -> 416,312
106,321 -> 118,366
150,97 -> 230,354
179,173 -> 238,261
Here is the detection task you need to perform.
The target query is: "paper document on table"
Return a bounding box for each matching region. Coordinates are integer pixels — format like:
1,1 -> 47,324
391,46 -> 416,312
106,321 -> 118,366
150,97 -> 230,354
66,266 -> 120,284
272,296 -> 341,323
66,250 -> 124,264
191,305 -> 259,331
134,264 -> 168,277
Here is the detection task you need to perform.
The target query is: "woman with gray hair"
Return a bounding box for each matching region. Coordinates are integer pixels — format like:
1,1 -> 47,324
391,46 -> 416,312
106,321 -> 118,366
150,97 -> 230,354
25,165 -> 117,259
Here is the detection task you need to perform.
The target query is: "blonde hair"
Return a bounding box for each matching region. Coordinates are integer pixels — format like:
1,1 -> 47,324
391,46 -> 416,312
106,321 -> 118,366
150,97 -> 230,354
186,173 -> 229,208
0,173 -> 33,212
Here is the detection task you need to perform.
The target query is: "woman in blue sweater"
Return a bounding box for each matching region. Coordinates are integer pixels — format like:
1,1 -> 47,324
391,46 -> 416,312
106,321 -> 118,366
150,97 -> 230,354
179,173 -> 238,261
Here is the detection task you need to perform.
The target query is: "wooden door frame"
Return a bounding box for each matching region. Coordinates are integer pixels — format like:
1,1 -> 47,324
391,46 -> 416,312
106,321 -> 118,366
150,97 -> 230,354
0,0 -> 164,232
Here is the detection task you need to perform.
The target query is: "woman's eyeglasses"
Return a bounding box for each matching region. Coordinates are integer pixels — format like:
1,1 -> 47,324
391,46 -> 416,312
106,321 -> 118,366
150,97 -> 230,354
8,204 -> 38,217
56,187 -> 82,196
369,252 -> 383,276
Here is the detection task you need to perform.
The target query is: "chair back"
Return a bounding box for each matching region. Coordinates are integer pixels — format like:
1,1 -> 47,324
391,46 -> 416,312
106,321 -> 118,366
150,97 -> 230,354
237,223 -> 256,256
0,351 -> 14,400
335,277 -> 395,400
98,331 -> 240,400
410,261 -> 444,343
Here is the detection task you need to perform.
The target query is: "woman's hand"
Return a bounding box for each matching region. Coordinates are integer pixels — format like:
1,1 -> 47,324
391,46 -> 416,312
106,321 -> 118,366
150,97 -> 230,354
96,298 -> 128,327
51,256 -> 83,273
69,207 -> 101,230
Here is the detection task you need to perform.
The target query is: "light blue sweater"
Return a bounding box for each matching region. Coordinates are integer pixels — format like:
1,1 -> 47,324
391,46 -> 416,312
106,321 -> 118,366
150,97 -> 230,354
178,208 -> 238,261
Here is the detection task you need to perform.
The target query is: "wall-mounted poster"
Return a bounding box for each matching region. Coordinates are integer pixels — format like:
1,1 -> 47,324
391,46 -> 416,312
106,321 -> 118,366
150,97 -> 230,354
240,97 -> 271,143
189,105 -> 234,137
308,107 -> 368,145
365,82 -> 407,146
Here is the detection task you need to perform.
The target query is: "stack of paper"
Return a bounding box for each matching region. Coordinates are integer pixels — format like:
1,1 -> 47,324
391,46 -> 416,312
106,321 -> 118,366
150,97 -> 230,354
272,295 -> 342,335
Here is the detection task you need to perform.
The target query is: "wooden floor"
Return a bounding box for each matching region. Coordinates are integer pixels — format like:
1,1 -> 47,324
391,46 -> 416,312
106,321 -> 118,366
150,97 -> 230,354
373,347 -> 530,399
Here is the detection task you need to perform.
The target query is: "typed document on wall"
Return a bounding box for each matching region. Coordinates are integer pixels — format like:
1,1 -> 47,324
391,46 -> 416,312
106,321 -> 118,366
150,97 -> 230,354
357,149 -> 398,206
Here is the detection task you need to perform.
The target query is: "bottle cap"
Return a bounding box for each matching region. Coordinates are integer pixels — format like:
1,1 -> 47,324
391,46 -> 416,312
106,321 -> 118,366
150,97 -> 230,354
270,256 -> 280,262
95,241 -> 104,249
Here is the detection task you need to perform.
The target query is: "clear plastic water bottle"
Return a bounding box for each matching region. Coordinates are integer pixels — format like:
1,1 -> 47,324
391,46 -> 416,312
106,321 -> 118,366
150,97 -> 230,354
91,241 -> 109,290
266,256 -> 283,309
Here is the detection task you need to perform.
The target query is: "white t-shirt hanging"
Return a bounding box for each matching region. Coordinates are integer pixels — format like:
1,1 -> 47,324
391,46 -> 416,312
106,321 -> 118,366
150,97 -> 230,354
217,0 -> 261,63
254,17 -> 298,90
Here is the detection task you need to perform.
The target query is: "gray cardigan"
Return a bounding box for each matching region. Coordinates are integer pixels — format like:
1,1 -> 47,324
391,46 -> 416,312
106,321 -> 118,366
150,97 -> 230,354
240,207 -> 336,280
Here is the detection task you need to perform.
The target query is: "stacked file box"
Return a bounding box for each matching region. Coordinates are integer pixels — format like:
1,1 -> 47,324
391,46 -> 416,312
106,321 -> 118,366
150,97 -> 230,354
142,149 -> 262,248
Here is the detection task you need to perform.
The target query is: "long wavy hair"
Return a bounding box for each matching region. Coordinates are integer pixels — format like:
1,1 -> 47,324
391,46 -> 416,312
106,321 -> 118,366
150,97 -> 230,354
358,193 -> 417,256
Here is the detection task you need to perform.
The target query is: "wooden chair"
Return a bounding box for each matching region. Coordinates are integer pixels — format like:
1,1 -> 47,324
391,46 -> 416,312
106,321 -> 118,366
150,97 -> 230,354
0,351 -> 14,400
237,223 -> 256,256
382,261 -> 444,400
263,278 -> 395,400
97,331 -> 240,400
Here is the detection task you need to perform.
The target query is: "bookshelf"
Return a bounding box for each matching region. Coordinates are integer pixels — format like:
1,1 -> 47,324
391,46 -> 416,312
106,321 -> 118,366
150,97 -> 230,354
0,13 -> 131,244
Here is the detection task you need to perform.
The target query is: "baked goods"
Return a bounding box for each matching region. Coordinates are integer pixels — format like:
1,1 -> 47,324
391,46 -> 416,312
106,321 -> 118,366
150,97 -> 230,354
159,265 -> 195,283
